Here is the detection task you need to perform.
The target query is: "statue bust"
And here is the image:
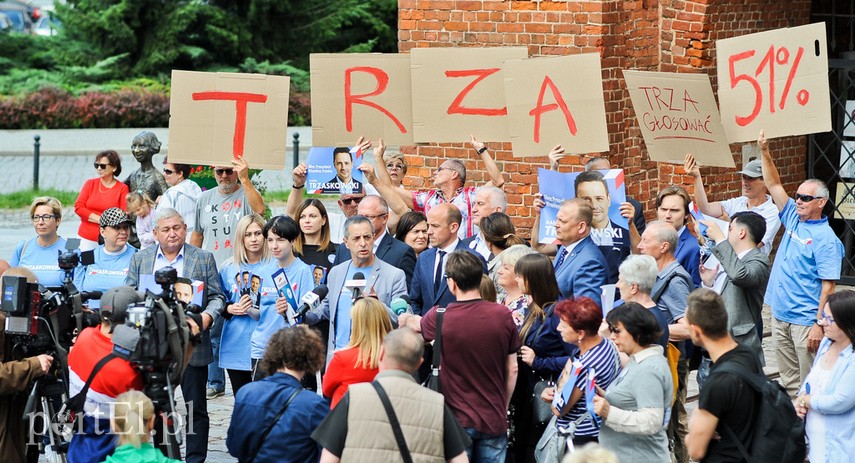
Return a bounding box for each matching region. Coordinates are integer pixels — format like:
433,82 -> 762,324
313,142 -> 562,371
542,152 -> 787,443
125,131 -> 169,201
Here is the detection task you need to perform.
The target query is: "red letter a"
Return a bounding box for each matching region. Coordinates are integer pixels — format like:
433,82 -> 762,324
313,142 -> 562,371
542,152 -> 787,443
527,76 -> 577,143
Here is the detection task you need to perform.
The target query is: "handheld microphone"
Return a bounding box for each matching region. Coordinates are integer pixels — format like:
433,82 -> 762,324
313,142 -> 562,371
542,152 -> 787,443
390,296 -> 412,316
297,284 -> 329,319
345,272 -> 366,301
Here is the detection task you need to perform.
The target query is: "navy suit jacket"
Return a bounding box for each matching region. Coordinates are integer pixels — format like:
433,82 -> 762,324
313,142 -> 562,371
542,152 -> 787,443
333,232 -> 416,289
410,241 -> 486,315
674,227 -> 701,288
554,235 -> 609,307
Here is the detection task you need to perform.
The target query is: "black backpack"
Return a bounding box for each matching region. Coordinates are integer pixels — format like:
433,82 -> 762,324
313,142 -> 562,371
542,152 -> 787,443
712,362 -> 807,463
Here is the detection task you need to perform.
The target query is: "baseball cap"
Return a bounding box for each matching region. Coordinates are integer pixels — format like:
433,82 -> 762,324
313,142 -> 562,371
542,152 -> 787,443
100,286 -> 143,317
739,159 -> 762,178
100,208 -> 133,228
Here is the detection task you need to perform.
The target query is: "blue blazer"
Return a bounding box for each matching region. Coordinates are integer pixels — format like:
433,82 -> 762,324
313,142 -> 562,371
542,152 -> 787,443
409,241 -> 486,315
674,227 -> 701,288
125,244 -> 226,367
333,232 -> 416,289
554,235 -> 609,307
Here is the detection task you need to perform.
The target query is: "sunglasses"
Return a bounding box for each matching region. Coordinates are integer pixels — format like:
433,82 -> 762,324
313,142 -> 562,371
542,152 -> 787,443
214,168 -> 235,176
795,193 -> 824,203
340,197 -> 363,205
94,163 -> 110,170
163,168 -> 174,175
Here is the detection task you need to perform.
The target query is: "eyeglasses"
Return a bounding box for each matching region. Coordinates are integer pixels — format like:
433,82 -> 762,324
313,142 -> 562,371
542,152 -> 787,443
386,163 -> 405,171
341,197 -> 363,206
214,168 -> 234,176
163,168 -> 175,175
94,163 -> 110,170
795,193 -> 824,202
363,213 -> 388,221
32,214 -> 56,223
435,166 -> 449,173
819,313 -> 836,325
607,325 -> 622,334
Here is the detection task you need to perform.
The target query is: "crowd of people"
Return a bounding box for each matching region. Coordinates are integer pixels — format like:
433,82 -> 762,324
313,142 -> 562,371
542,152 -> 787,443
0,127 -> 852,463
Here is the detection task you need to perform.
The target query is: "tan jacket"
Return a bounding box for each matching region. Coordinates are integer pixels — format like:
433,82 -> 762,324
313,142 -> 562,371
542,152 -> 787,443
342,370 -> 446,462
1,312 -> 47,463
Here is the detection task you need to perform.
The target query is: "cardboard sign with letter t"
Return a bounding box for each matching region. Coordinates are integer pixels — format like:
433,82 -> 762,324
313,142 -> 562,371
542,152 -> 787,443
716,22 -> 830,142
503,54 -> 609,157
168,70 -> 290,169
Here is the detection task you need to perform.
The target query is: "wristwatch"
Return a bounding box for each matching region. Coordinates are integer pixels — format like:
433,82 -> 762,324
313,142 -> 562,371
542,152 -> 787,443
477,146 -> 488,154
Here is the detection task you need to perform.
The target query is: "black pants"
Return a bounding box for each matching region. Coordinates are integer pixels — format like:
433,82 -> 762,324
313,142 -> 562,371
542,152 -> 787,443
226,369 -> 253,395
180,365 -> 209,463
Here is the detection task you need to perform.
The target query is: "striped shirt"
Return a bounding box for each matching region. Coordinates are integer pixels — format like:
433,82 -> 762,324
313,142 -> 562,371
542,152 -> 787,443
556,338 -> 621,436
412,186 -> 478,239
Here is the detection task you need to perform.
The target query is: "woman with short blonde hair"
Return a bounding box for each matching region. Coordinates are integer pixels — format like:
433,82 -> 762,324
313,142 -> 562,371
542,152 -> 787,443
322,297 -> 392,408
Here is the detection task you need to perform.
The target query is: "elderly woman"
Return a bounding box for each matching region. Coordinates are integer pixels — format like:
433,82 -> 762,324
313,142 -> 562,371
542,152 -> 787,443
796,290 -> 855,463
382,149 -> 408,188
11,196 -> 68,288
496,244 -> 536,327
73,208 -> 138,309
541,297 -> 621,447
75,150 -> 129,251
227,325 -> 329,462
615,255 -> 670,349
593,303 -> 673,463
480,212 -> 526,298
157,159 -> 202,239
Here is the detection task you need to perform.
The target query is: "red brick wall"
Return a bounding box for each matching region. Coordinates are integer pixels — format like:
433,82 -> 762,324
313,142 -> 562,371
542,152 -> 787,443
398,0 -> 813,237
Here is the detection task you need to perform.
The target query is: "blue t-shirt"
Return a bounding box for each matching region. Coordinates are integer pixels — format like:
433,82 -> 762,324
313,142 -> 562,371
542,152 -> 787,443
251,258 -> 315,359
766,199 -> 844,326
334,264 -> 375,351
11,236 -> 68,288
73,245 -> 138,309
219,258 -> 274,370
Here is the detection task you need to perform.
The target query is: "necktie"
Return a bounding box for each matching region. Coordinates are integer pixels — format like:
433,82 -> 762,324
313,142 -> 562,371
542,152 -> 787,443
554,247 -> 568,269
434,250 -> 447,291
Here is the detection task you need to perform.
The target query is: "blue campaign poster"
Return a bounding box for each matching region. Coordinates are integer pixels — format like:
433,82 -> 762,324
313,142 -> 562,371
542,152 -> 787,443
537,168 -> 629,245
306,146 -> 366,195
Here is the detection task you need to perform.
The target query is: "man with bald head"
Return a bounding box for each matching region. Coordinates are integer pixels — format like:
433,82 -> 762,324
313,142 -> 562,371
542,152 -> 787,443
410,203 -> 486,315
331,195 -> 416,288
461,186 -> 507,261
758,130 -> 844,397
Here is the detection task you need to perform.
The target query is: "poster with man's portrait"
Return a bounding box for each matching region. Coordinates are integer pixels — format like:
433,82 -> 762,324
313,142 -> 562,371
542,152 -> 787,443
306,146 -> 367,195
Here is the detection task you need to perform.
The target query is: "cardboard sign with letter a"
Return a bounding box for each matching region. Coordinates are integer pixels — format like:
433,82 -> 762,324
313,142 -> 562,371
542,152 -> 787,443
503,54 -> 609,157
716,22 -> 830,142
311,53 -> 414,147
623,70 -> 734,168
410,47 -> 528,143
169,70 -> 290,169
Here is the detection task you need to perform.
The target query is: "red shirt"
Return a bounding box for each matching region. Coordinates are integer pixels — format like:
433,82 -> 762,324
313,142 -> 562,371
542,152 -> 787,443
75,178 -> 128,241
68,327 -> 143,416
322,347 -> 379,409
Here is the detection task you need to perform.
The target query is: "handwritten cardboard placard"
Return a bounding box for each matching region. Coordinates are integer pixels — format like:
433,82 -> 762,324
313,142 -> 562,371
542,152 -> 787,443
503,54 -> 609,157
835,182 -> 855,220
410,47 -> 527,143
168,71 -> 290,169
310,53 -> 414,147
623,70 -> 734,168
716,22 -> 830,142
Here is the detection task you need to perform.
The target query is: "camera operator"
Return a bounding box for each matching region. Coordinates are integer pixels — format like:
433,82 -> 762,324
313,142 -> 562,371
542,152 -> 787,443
125,208 -> 225,463
0,265 -> 54,463
66,286 -> 144,463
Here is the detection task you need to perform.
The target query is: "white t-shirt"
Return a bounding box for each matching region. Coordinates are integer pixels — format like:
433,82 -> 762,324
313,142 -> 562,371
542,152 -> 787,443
720,195 -> 781,255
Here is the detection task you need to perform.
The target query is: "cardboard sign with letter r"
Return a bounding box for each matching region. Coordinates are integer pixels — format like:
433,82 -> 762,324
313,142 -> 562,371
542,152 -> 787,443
311,53 -> 414,147
716,23 -> 830,142
623,70 -> 734,168
503,54 -> 609,157
410,47 -> 528,143
168,70 -> 290,169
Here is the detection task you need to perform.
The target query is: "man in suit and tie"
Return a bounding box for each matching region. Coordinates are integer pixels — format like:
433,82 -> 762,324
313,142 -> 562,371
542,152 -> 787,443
410,203 -> 486,315
125,208 -> 225,463
696,211 -> 770,380
305,215 -> 408,364
531,198 -> 608,306
460,186 -> 507,262
332,195 -> 416,289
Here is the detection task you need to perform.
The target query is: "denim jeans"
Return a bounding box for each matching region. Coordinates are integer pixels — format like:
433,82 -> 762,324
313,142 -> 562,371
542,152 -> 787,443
207,316 -> 225,391
464,427 -> 507,463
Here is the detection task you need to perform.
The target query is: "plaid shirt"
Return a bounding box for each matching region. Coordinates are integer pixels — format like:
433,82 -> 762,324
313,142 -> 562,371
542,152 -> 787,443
412,186 -> 478,239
